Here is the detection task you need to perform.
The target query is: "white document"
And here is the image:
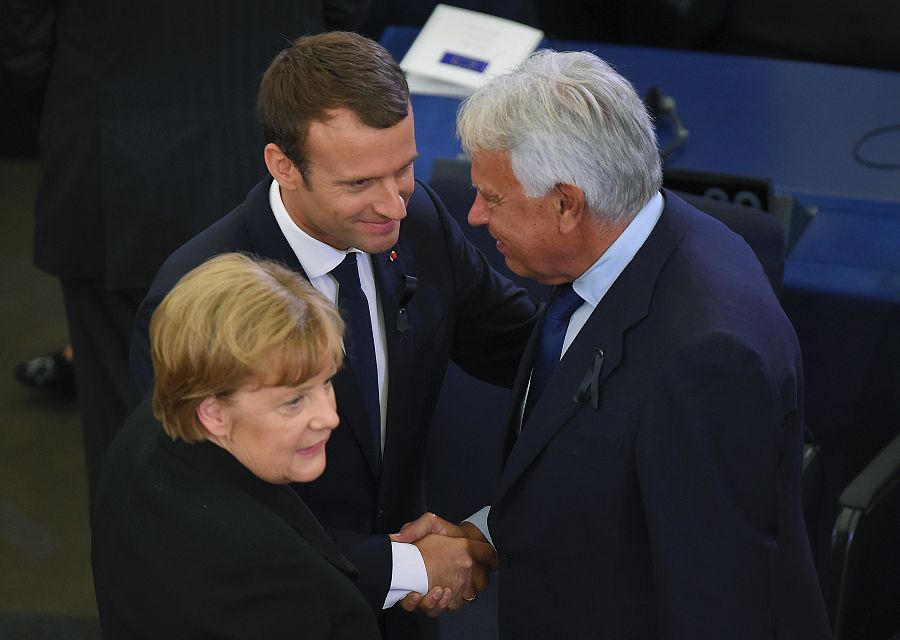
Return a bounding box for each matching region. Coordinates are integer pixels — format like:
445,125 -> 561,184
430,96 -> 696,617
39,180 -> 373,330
400,4 -> 544,97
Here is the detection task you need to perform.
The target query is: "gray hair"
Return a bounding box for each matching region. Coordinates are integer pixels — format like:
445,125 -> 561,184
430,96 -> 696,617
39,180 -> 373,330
457,50 -> 662,225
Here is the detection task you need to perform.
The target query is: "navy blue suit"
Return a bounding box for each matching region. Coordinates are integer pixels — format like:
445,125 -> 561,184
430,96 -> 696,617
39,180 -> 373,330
488,192 -> 830,639
130,177 -> 538,637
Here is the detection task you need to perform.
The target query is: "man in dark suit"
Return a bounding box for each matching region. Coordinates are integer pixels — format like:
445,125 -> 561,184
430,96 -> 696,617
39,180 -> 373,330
0,0 -> 369,508
130,32 -> 537,639
395,50 -> 831,638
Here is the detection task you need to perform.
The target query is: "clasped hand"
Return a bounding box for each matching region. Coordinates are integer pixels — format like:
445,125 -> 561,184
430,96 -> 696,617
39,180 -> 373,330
389,512 -> 498,617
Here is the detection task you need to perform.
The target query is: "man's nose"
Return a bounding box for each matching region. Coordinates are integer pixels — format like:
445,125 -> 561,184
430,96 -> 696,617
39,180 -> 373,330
467,193 -> 488,227
372,180 -> 408,220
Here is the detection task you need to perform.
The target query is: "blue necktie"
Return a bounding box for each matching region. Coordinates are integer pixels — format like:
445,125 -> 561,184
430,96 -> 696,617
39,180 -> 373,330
522,283 -> 583,425
331,253 -> 381,458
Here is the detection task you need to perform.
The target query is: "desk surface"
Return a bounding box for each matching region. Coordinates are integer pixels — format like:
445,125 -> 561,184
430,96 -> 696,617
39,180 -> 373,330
384,26 -> 900,209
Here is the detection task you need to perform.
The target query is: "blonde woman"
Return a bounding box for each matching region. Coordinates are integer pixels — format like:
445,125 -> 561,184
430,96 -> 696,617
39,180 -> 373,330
92,253 -> 380,639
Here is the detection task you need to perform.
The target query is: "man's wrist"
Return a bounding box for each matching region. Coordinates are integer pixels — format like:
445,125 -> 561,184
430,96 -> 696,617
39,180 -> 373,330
383,541 -> 429,608
462,505 -> 493,548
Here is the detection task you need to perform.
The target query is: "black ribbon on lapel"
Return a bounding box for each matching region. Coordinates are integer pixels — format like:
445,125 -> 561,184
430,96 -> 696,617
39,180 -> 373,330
573,347 -> 604,409
396,275 -> 417,332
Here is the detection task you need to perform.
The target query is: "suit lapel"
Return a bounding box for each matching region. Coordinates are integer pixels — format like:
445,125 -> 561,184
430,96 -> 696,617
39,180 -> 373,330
501,305 -> 544,458
371,238 -> 416,500
493,196 -> 690,503
242,178 -> 306,276
171,439 -> 357,576
333,369 -> 382,478
258,485 -> 357,576
251,481 -> 359,576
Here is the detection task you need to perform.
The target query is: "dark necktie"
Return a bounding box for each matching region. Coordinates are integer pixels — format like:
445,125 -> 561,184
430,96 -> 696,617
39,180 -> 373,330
331,253 -> 381,457
522,283 -> 583,425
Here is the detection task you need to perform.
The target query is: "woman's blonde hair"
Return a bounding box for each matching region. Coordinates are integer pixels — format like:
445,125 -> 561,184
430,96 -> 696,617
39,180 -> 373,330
150,253 -> 344,442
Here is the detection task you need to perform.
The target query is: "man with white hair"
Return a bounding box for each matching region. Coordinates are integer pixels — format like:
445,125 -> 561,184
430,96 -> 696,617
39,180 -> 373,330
395,50 -> 831,639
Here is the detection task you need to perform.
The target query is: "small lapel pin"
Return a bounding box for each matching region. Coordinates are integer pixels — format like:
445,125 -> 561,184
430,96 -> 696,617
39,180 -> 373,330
573,347 -> 604,409
389,250 -> 398,262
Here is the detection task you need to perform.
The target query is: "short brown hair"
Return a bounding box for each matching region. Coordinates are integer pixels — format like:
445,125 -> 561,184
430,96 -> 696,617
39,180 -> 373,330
257,31 -> 410,185
150,253 -> 344,442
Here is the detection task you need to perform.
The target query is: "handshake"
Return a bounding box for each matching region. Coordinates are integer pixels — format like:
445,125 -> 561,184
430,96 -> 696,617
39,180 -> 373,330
390,512 -> 498,617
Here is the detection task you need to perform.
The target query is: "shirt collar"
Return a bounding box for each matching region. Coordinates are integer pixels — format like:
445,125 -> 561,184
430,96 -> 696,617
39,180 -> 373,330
573,191 -> 664,306
268,179 -> 359,277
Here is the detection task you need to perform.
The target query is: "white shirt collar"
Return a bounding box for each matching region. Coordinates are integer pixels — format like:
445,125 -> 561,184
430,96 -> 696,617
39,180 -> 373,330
572,191 -> 664,306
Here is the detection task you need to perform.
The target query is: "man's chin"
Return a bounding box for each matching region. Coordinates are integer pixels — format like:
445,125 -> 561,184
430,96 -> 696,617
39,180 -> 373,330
504,257 -> 528,279
359,230 -> 401,255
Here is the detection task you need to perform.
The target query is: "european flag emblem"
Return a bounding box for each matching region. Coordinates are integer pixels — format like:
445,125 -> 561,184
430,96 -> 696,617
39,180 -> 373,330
439,52 -> 488,73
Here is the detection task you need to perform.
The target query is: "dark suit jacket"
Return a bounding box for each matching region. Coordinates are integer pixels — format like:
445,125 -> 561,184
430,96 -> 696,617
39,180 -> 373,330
91,398 -> 380,639
0,0 -> 367,288
488,191 -> 831,639
129,178 -> 537,624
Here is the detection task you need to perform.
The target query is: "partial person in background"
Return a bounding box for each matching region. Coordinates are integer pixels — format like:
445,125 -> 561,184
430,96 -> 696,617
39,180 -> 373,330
0,0 -> 370,510
395,49 -> 832,639
93,253 -> 381,639
0,36 -> 75,399
129,31 -> 536,640
14,344 -> 76,397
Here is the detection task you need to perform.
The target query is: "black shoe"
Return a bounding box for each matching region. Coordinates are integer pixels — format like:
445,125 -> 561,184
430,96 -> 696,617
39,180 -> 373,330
14,350 -> 77,396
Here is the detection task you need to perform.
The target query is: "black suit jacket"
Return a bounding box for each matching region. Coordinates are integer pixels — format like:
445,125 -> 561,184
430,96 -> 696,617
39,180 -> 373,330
488,192 -> 831,639
0,0 -> 367,288
130,178 -> 537,622
92,398 -> 380,639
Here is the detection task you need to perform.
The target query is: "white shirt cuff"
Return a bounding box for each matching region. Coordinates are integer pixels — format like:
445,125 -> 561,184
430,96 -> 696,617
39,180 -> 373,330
383,541 -> 429,609
463,505 -> 494,548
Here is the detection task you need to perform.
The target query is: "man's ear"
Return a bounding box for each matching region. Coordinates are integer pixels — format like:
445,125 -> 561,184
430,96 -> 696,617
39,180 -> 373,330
556,183 -> 587,235
196,396 -> 230,440
264,143 -> 302,191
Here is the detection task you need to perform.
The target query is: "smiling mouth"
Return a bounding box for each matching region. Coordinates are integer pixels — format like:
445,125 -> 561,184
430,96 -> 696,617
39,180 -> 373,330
360,219 -> 400,234
297,438 -> 328,456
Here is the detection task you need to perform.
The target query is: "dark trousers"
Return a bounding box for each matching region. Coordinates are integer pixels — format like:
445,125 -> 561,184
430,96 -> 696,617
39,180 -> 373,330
61,278 -> 146,514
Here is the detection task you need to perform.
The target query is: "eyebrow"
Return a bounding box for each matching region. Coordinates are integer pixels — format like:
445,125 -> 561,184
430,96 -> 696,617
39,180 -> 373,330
336,154 -> 420,186
473,184 -> 500,201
